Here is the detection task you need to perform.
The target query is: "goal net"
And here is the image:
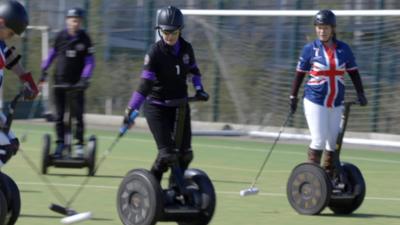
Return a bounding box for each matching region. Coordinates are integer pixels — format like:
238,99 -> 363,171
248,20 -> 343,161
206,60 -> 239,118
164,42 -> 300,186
178,10 -> 400,134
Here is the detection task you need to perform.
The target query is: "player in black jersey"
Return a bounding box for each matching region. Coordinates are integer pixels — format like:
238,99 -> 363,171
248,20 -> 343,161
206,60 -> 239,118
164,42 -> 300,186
122,6 -> 209,182
40,7 -> 95,158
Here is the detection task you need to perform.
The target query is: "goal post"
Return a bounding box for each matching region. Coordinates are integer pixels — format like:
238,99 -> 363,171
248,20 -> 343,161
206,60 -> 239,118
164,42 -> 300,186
169,9 -> 400,135
181,9 -> 400,16
26,25 -> 52,117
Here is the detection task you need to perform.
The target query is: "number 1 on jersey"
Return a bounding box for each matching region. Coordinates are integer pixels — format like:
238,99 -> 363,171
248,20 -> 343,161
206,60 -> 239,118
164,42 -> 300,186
176,65 -> 180,75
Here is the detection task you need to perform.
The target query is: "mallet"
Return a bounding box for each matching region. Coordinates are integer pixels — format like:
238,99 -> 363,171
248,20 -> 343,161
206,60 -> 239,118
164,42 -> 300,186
53,110 -> 139,223
240,112 -> 292,196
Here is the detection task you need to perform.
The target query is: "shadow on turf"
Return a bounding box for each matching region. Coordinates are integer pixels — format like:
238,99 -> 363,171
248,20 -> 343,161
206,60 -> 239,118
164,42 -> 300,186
47,173 -> 125,179
19,189 -> 42,193
20,214 -> 113,221
211,179 -> 249,185
319,213 -> 400,219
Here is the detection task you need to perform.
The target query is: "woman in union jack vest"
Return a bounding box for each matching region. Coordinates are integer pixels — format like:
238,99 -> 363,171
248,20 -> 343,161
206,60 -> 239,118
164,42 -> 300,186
289,9 -> 367,177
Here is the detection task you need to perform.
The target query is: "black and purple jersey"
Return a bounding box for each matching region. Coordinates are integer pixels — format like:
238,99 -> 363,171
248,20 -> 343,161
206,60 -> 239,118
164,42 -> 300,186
297,39 -> 357,107
42,29 -> 95,84
128,37 -> 203,110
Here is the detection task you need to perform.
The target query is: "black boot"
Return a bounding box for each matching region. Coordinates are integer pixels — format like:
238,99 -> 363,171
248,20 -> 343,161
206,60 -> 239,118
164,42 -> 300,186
150,166 -> 163,183
307,148 -> 322,165
323,150 -> 336,178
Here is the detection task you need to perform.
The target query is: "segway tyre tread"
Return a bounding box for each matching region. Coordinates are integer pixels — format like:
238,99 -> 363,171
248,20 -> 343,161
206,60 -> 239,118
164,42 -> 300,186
0,189 -> 8,225
0,173 -> 20,225
41,134 -> 51,174
87,135 -> 97,176
328,162 -> 366,214
178,168 -> 216,225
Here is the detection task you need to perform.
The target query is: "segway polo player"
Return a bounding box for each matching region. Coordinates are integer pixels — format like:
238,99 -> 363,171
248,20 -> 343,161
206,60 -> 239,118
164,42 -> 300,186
40,7 -> 96,175
287,9 -> 367,215
117,6 -> 215,225
0,1 -> 39,224
0,0 -> 39,166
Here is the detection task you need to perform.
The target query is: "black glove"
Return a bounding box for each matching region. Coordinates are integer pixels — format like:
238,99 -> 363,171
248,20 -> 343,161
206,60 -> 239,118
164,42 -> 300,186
195,89 -> 209,101
290,95 -> 298,114
10,138 -> 20,155
75,77 -> 90,90
357,92 -> 368,106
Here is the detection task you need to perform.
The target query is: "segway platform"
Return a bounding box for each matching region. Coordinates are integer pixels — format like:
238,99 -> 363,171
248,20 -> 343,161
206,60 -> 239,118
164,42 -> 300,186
42,134 -> 97,176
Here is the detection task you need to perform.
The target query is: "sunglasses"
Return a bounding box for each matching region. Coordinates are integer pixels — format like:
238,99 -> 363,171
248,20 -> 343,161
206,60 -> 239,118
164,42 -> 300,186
160,29 -> 180,36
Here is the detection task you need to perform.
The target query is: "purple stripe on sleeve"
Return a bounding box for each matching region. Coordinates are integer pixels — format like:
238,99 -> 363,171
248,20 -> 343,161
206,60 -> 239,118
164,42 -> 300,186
41,48 -> 56,71
192,75 -> 203,91
128,91 -> 146,110
141,70 -> 156,81
190,63 -> 198,69
81,55 -> 95,78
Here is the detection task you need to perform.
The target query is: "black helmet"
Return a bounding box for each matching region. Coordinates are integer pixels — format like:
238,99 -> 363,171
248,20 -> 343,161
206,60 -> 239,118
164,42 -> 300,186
156,6 -> 184,31
0,0 -> 28,35
66,7 -> 84,18
314,9 -> 336,26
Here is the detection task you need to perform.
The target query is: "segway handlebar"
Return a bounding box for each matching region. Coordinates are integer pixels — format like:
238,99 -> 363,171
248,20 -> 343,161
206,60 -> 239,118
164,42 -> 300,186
188,95 -> 208,102
52,83 -> 86,91
118,95 -> 206,137
344,101 -> 357,106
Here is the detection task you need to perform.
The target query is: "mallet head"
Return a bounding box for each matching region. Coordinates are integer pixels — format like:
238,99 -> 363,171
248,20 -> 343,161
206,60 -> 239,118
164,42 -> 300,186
240,187 -> 259,196
49,203 -> 77,216
61,211 -> 92,224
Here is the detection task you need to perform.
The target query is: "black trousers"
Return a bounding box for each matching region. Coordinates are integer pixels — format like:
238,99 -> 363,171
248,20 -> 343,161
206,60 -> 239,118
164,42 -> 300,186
54,88 -> 85,145
144,101 -> 193,181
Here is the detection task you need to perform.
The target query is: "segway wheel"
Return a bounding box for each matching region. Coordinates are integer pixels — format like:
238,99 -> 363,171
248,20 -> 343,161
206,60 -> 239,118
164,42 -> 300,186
117,169 -> 163,225
0,189 -> 8,225
87,135 -> 97,176
41,134 -> 51,174
287,163 -> 332,215
178,169 -> 216,225
0,173 -> 21,225
328,162 -> 366,214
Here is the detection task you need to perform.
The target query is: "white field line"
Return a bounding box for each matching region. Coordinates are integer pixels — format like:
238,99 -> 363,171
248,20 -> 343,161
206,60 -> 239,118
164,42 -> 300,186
16,131 -> 400,165
18,181 -> 400,201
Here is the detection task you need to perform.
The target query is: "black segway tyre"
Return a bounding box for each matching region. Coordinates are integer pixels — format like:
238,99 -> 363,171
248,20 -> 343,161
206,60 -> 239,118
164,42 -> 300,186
178,169 -> 216,225
328,162 -> 366,214
0,188 -> 8,225
287,163 -> 332,215
117,169 -> 163,225
87,135 -> 97,176
41,134 -> 51,174
0,173 -> 21,225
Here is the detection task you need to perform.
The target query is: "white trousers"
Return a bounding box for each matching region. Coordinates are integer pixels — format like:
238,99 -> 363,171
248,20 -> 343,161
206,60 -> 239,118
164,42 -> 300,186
304,98 -> 343,151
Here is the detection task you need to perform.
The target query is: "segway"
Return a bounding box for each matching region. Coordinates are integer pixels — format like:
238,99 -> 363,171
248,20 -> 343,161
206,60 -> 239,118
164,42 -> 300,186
41,84 -> 96,176
287,102 -> 366,215
116,96 -> 216,225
